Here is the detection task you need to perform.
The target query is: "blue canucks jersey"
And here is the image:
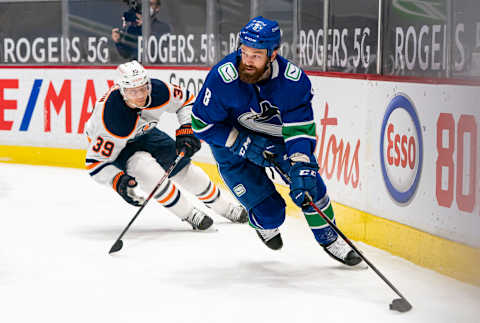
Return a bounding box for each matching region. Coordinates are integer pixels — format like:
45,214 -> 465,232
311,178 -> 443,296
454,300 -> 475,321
192,51 -> 316,159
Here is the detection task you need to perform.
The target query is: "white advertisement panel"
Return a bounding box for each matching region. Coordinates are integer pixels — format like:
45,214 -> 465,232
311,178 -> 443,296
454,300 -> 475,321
0,69 -> 113,149
0,67 -> 213,161
1,67 -> 479,247
309,76 -> 480,248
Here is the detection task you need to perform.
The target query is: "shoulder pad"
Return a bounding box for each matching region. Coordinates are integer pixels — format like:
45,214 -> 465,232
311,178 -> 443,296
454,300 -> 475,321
217,62 -> 238,84
102,91 -> 139,138
284,62 -> 302,82
149,79 -> 170,108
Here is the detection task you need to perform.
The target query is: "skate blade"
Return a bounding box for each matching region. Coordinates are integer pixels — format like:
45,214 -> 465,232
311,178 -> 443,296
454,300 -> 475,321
195,226 -> 218,233
356,263 -> 369,270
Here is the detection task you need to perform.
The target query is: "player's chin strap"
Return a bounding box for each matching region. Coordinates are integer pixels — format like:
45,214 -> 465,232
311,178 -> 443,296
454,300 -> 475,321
131,93 -> 152,110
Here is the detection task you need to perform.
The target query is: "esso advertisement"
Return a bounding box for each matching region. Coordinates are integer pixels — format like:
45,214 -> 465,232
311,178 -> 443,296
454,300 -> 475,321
380,94 -> 423,204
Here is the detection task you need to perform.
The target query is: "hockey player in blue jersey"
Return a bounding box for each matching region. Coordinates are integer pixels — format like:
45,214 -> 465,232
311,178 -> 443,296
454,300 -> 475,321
192,17 -> 362,266
85,60 -> 247,231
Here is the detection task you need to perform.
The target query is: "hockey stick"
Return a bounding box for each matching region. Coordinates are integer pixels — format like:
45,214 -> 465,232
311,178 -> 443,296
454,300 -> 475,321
263,151 -> 412,313
109,149 -> 186,254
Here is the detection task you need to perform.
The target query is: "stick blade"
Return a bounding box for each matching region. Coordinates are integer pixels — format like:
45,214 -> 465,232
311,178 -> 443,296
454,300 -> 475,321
109,240 -> 123,254
389,298 -> 412,313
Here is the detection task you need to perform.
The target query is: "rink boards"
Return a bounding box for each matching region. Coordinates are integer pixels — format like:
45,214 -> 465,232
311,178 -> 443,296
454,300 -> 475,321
0,66 -> 479,286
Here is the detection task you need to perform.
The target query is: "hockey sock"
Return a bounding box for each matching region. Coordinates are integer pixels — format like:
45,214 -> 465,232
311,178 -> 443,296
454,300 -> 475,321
126,151 -> 193,220
197,182 -> 231,215
171,163 -> 230,216
303,195 -> 338,245
154,179 -> 193,219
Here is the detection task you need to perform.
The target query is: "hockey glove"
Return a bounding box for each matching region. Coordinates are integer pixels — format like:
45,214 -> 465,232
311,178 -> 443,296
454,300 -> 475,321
176,124 -> 201,158
288,161 -> 319,207
113,172 -> 145,206
229,131 -> 283,167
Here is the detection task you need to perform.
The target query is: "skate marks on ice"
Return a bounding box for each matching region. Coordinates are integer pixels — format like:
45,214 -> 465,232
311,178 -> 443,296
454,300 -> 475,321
1,164 -> 480,323
172,259 -> 370,292
71,223 -> 220,252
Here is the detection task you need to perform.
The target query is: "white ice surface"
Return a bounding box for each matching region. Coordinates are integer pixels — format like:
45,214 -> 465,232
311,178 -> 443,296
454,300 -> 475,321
0,163 -> 479,323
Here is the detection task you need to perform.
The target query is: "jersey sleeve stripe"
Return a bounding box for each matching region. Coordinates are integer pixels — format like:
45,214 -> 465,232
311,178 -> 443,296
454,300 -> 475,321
284,134 -> 316,143
192,113 -> 214,133
86,161 -> 101,170
282,122 -> 316,141
112,171 -> 124,190
86,158 -> 100,163
182,94 -> 195,107
283,120 -> 315,127
89,161 -> 114,177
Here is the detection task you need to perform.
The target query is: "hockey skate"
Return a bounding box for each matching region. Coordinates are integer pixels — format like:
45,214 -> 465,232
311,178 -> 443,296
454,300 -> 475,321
323,237 -> 362,266
255,227 -> 283,250
223,204 -> 248,223
184,208 -> 213,230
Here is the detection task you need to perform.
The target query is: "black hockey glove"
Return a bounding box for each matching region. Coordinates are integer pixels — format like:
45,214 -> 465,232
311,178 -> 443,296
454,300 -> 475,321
176,124 -> 201,158
113,172 -> 145,207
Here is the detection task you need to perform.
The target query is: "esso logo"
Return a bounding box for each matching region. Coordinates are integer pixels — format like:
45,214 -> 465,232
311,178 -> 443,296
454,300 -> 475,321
386,120 -> 417,170
380,94 -> 423,203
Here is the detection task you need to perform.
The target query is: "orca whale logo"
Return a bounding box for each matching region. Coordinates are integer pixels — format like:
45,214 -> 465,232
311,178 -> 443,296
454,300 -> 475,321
252,100 -> 281,122
238,100 -> 282,136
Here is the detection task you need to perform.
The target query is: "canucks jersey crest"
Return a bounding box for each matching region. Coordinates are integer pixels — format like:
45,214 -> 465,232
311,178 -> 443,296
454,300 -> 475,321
238,100 -> 282,136
218,62 -> 238,83
284,62 -> 301,81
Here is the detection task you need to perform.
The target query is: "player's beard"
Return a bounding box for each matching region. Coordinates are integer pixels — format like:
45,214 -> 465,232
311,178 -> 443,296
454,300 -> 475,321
238,60 -> 269,84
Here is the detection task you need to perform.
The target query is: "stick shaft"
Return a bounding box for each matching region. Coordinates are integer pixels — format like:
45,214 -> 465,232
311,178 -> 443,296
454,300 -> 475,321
306,197 -> 408,300
267,154 -> 409,302
109,150 -> 186,251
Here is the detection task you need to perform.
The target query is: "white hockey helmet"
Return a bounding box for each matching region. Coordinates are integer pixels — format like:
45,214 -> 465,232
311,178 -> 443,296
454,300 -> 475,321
116,60 -> 152,108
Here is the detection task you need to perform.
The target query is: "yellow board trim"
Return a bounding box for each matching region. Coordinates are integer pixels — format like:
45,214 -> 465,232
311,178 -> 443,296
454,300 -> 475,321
1,145 -> 479,286
0,145 -> 85,168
